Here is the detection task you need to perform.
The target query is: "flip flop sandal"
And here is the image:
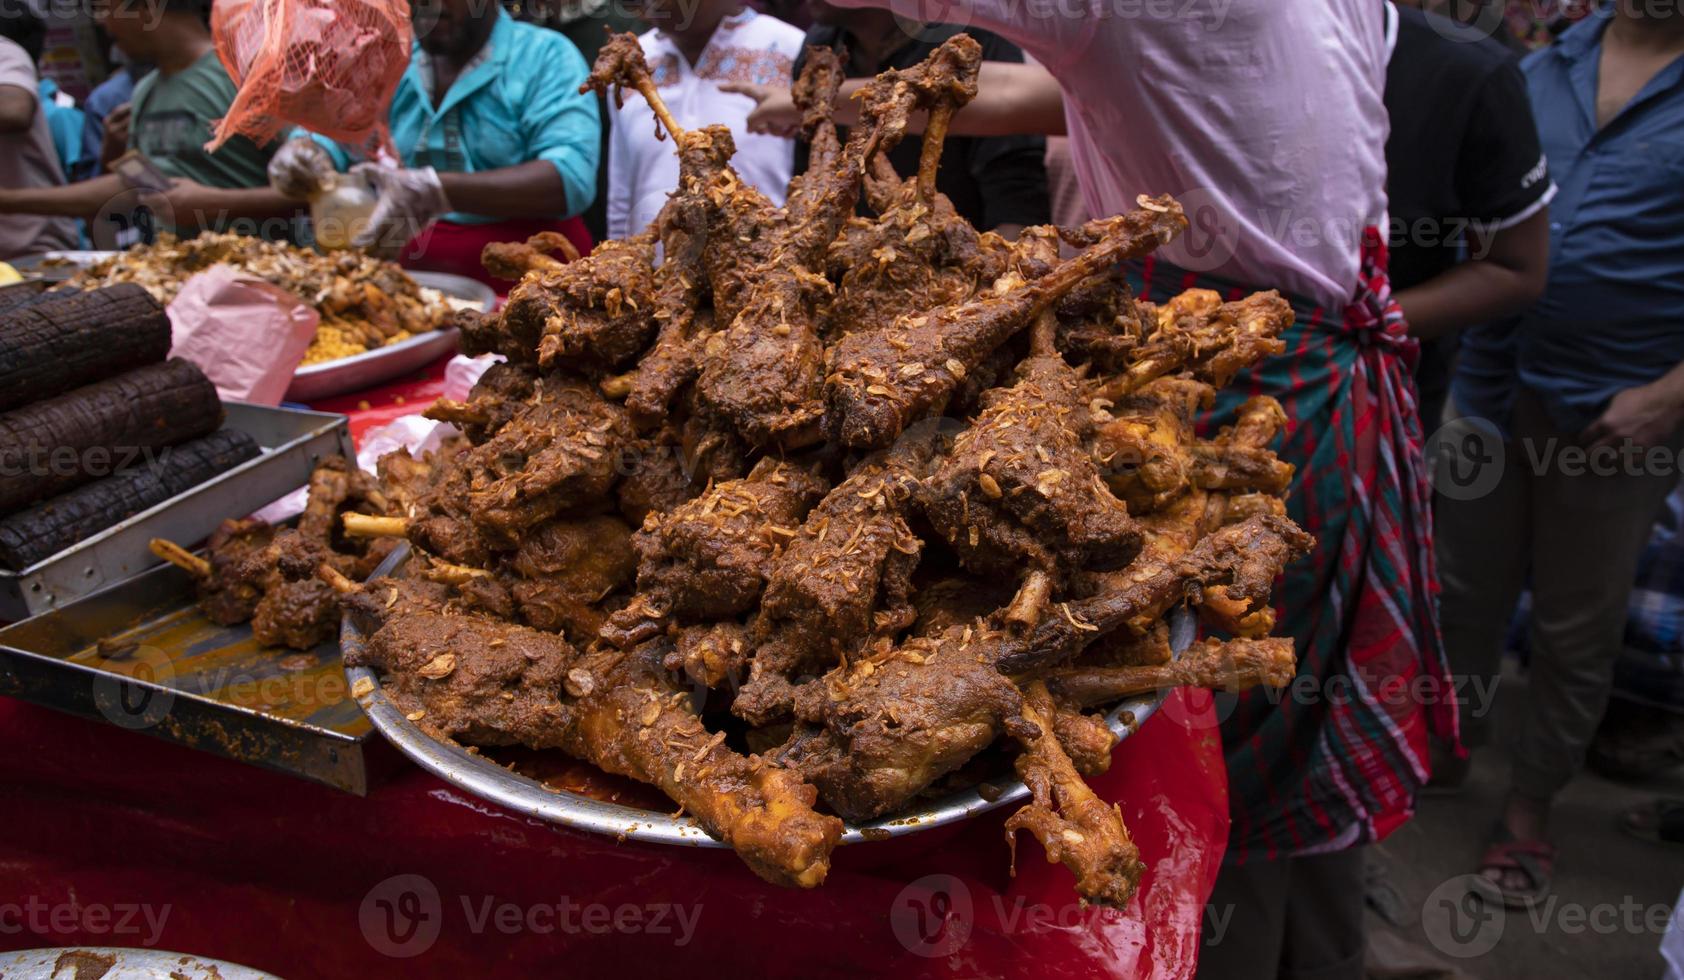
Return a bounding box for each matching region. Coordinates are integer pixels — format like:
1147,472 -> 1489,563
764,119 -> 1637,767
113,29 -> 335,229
1619,798 -> 1684,845
1473,823 -> 1555,911
1590,736 -> 1684,782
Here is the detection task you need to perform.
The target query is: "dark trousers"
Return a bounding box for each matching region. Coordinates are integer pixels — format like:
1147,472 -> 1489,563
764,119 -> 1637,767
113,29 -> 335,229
1197,848 -> 1366,980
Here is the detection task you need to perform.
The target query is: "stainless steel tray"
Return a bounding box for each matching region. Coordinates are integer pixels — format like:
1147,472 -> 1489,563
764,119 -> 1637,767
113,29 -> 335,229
0,402 -> 353,620
283,271 -> 495,402
345,545 -> 1193,847
0,558 -> 375,794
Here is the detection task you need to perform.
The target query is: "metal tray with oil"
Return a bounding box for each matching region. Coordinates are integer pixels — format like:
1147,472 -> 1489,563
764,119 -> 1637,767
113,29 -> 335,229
0,558 -> 374,793
0,402 -> 355,620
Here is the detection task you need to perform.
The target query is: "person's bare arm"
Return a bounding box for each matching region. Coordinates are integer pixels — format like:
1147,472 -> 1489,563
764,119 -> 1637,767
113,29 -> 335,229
0,83 -> 34,133
144,180 -> 301,230
0,174 -> 127,218
726,62 -> 1066,139
1394,209 -> 1550,341
438,162 -> 570,219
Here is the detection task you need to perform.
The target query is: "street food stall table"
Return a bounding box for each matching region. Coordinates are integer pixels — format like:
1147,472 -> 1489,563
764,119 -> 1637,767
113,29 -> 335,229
0,362 -> 1231,980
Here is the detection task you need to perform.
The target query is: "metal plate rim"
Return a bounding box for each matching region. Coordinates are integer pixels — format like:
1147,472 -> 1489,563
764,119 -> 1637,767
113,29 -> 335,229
347,545 -> 1194,848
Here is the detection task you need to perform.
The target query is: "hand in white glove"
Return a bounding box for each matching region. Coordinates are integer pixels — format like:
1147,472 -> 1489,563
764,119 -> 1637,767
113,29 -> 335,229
267,138 -> 336,200
351,162 -> 450,257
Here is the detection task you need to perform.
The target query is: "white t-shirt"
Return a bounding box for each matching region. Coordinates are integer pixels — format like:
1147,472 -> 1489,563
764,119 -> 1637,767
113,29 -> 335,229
0,38 -> 77,259
607,11 -> 805,240
832,0 -> 1391,311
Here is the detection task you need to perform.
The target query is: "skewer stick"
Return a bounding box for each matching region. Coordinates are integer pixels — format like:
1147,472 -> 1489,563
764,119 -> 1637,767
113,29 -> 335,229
149,538 -> 211,579
422,560 -> 489,586
318,564 -> 359,595
343,513 -> 409,539
424,398 -> 490,426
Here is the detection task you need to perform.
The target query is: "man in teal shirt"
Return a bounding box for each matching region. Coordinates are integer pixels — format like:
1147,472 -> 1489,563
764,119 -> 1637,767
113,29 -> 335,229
270,0 -> 601,278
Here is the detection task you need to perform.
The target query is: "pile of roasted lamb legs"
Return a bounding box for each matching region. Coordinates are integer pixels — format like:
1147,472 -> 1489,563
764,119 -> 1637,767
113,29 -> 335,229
156,34 -> 1311,906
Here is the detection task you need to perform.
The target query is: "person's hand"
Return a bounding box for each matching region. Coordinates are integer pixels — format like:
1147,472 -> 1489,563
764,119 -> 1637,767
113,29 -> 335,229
138,177 -> 226,230
351,162 -> 450,256
718,82 -> 802,138
1583,379 -> 1684,451
268,138 -> 336,200
100,103 -> 131,168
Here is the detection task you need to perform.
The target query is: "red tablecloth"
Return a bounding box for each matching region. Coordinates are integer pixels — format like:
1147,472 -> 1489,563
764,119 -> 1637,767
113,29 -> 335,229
0,370 -> 1231,979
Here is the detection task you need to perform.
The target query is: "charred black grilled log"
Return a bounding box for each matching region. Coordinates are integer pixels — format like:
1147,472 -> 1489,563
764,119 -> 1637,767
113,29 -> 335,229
0,429 -> 260,570
0,285 -> 172,412
0,358 -> 224,513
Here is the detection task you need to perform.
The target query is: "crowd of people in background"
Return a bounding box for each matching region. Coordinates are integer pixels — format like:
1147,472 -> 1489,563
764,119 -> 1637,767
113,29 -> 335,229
1,0 -> 1681,976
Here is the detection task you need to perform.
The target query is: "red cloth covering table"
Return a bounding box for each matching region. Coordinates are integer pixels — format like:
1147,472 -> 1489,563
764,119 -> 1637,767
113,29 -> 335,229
0,366 -> 1231,979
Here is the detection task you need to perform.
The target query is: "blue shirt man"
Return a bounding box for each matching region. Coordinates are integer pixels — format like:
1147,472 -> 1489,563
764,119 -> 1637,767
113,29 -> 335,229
309,6 -> 600,226
1454,12 -> 1684,434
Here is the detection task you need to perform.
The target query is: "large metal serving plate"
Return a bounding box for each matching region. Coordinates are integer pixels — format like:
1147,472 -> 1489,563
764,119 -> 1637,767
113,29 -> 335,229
0,557 -> 375,794
0,402 -> 353,620
283,271 -> 495,402
345,545 -> 1195,847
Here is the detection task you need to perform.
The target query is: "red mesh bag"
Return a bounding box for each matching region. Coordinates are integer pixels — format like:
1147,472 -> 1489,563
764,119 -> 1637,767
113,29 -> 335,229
208,0 -> 412,156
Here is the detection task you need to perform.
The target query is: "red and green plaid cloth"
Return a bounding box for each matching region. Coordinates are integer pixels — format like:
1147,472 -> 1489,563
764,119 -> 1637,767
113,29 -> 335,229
1128,229 -> 1455,860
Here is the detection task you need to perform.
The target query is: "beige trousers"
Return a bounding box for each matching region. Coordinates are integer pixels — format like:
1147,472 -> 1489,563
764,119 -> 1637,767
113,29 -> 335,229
1435,389 -> 1681,801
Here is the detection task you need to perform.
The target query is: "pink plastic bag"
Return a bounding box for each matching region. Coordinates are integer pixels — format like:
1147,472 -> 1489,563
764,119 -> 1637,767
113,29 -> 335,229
168,265 -> 319,405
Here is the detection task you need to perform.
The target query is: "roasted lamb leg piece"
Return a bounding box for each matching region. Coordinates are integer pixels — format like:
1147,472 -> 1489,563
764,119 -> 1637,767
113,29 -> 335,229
1187,396 -> 1296,496
1043,636 -> 1299,707
454,372 -> 634,544
1005,679 -> 1144,908
734,432 -> 940,724
784,513 -> 1308,821
585,33 -> 783,325
340,565 -> 845,888
460,227 -> 659,371
339,574 -> 583,749
502,514 -> 637,645
600,458 -> 829,648
151,518 -> 275,626
693,38 -> 986,450
826,199 -> 1188,450
784,623 -> 1034,823
997,514 -> 1314,674
1096,288 -> 1293,400
921,312 -> 1140,631
561,639 -> 844,887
